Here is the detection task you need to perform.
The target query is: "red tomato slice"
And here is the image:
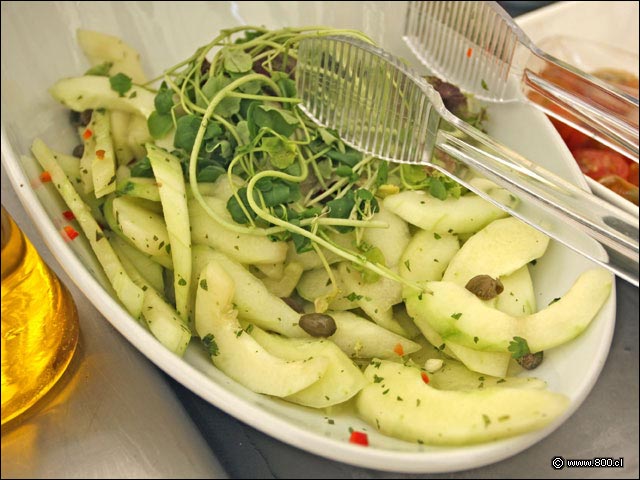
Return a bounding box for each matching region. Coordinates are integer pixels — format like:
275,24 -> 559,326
550,118 -> 598,151
628,162 -> 639,187
571,148 -> 630,181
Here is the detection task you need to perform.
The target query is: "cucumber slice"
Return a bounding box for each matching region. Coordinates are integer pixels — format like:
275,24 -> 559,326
495,266 -> 537,317
361,207 -> 410,268
140,288 -> 192,356
90,109 -> 117,198
356,361 -> 568,445
408,310 -> 511,377
427,359 -> 546,391
195,261 -> 328,397
116,177 -> 161,202
249,326 -> 367,408
49,76 -> 155,118
296,265 -> 357,311
337,262 -> 406,335
110,111 -> 135,166
111,196 -> 172,263
109,234 -> 164,293
443,217 -> 549,286
405,269 -> 612,353
191,245 -> 307,338
77,29 -> 147,84
148,145 -> 191,323
383,186 -> 516,235
399,229 -> 460,284
328,311 -> 421,359
259,261 -> 304,298
189,195 -> 288,265
31,139 -> 143,318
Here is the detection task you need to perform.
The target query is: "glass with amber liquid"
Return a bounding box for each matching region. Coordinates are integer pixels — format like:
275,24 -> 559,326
1,206 -> 79,425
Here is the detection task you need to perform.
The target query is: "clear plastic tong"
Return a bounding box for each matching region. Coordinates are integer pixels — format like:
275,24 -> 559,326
295,35 -> 639,286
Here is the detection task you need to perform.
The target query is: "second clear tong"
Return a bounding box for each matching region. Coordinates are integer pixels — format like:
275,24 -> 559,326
295,36 -> 639,286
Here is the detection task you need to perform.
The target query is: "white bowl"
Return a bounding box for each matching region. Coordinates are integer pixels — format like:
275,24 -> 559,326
0,1 -> 616,473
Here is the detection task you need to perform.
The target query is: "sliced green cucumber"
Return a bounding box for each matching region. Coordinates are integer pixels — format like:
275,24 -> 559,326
191,245 -> 307,338
383,186 -> 516,235
356,360 -> 568,445
195,261 -> 327,397
328,311 -> 421,359
443,217 -> 549,286
405,269 -> 612,353
50,76 -> 155,118
249,326 -> 367,408
148,144 -> 191,323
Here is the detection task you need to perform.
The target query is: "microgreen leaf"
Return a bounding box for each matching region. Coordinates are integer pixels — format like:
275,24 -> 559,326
508,336 -> 530,359
85,61 -> 113,77
198,75 -> 241,117
196,164 -> 225,183
130,157 -> 154,178
375,160 -> 389,187
147,111 -> 174,139
318,127 -> 340,146
223,48 -> 253,73
252,105 -> 299,137
174,115 -> 201,151
402,164 -> 427,184
154,88 -> 174,115
272,71 -> 297,98
326,147 -> 362,167
262,136 -> 296,169
327,191 -> 355,220
236,120 -> 251,145
226,188 -> 256,224
429,177 -> 447,200
109,73 -> 132,97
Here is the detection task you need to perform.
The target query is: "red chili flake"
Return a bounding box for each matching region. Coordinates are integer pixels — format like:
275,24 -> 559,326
393,343 -> 405,356
62,210 -> 75,221
349,431 -> 369,446
466,47 -> 473,58
39,171 -> 52,183
421,372 -> 430,384
63,225 -> 79,240
95,149 -> 105,160
82,128 -> 93,140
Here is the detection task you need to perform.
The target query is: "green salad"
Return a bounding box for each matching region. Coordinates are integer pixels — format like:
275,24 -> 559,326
30,26 -> 612,446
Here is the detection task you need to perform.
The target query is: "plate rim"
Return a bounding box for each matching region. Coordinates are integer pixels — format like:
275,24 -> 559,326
0,121 -> 617,473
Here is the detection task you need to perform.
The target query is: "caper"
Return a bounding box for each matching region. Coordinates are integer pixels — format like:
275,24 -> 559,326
72,144 -> 84,158
281,296 -> 304,314
79,109 -> 93,127
299,313 -> 337,337
465,274 -> 504,300
517,351 -> 544,370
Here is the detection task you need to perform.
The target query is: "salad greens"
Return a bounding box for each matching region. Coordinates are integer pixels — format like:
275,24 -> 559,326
137,26 -> 474,288
30,24 -> 610,447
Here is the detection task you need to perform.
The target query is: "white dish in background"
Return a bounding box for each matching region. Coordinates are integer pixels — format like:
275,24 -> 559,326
516,1 -> 639,215
0,1 -> 616,473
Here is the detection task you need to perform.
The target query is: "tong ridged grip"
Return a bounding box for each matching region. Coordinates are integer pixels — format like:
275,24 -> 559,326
297,36 -> 441,165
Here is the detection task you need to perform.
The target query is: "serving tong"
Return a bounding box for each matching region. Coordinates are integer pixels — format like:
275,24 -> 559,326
404,1 -> 639,161
295,35 -> 639,286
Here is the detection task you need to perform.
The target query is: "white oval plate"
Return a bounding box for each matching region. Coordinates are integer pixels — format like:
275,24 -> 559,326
0,2 -> 616,474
